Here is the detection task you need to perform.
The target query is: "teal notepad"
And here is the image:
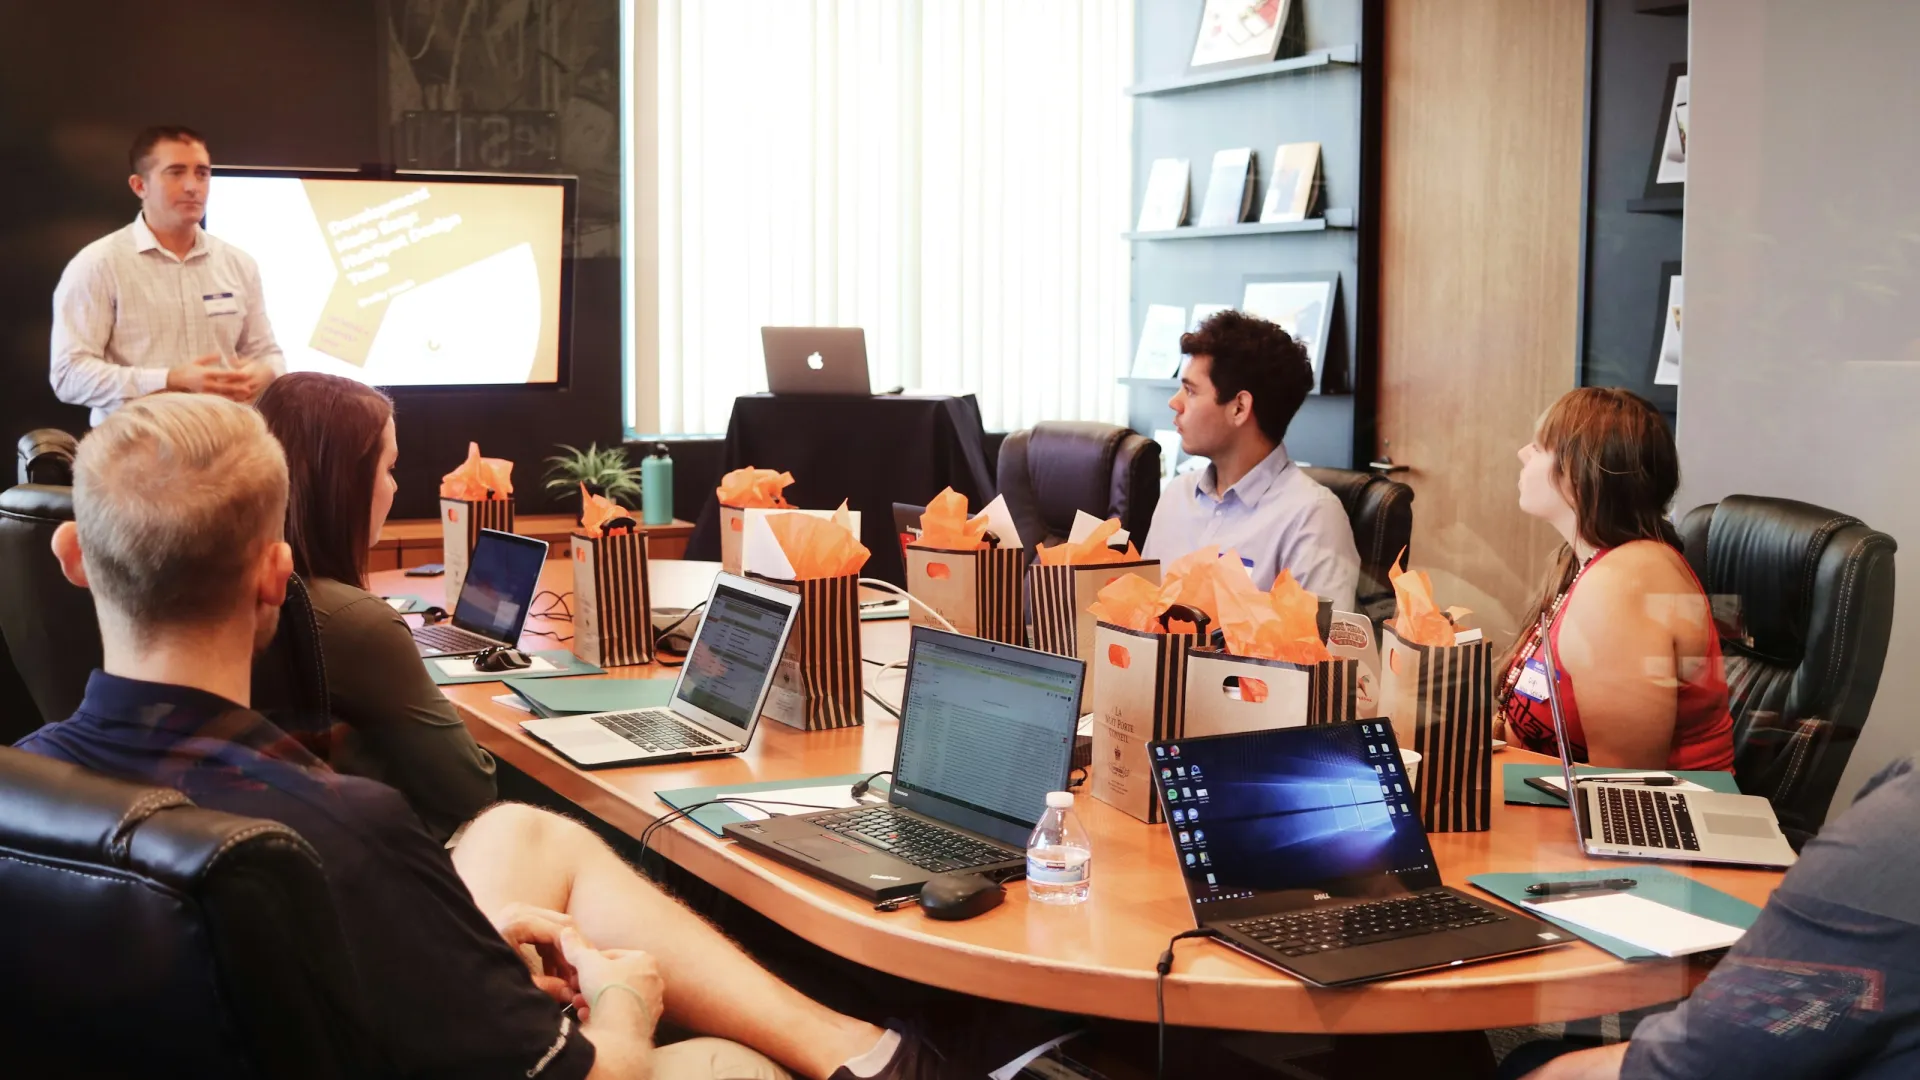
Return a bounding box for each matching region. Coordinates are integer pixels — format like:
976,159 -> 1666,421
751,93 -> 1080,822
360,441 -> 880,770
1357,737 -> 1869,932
658,774 -> 893,837
1469,867 -> 1762,960
505,676 -> 675,718
425,649 -> 605,686
1504,763 -> 1741,806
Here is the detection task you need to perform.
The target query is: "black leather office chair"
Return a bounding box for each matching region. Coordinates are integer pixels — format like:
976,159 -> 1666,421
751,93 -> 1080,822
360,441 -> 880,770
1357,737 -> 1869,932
0,746 -> 375,1076
1301,467 -> 1415,627
1679,495 -> 1897,838
996,422 -> 1161,548
16,428 -> 76,487
0,483 -> 330,741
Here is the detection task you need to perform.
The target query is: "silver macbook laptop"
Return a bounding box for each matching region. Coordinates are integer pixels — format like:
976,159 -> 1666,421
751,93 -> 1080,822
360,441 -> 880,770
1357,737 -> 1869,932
1541,622 -> 1796,868
413,529 -> 549,657
762,327 -> 872,395
519,573 -> 800,768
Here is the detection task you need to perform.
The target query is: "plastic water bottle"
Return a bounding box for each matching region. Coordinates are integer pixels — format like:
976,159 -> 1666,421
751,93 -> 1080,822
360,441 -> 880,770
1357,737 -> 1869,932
1026,791 -> 1092,905
640,443 -> 674,526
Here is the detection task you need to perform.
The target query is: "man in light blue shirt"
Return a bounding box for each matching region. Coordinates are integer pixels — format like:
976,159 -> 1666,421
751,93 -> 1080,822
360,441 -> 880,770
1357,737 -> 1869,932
1142,310 -> 1360,611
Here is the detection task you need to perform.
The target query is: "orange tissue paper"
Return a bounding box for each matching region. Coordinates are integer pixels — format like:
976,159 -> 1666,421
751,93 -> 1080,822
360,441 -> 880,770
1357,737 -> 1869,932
716,467 -> 794,508
912,487 -> 991,551
1388,553 -> 1456,648
1155,547 -> 1247,631
1034,517 -> 1140,566
768,502 -> 870,579
440,442 -> 514,501
1088,573 -> 1169,633
579,484 -> 636,538
1217,570 -> 1332,666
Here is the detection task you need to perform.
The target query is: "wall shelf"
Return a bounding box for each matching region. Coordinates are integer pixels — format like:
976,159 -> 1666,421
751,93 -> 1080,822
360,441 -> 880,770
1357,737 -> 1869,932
1626,195 -> 1684,214
1126,45 -> 1359,97
1124,208 -> 1355,241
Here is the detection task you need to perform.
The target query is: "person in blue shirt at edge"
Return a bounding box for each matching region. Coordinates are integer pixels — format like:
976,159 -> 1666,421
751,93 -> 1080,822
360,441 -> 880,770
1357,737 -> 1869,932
13,393 -> 936,1080
1504,758 -> 1920,1080
1141,309 -> 1361,613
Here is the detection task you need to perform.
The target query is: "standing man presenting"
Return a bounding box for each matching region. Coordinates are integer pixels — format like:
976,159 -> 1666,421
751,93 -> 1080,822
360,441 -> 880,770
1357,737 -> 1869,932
50,125 -> 282,425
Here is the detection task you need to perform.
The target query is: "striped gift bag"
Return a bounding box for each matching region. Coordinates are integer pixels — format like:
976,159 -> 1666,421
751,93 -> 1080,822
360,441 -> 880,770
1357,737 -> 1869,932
440,496 -> 515,601
569,530 -> 653,668
751,572 -> 864,731
1027,560 -> 1160,658
1089,620 -> 1201,823
1379,629 -> 1494,832
904,545 -> 1027,644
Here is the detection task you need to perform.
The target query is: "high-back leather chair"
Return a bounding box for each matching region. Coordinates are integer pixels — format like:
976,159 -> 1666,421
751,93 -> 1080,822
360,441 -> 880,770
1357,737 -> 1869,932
1301,467 -> 1415,627
0,483 -> 329,742
0,746 -> 374,1076
1679,495 -> 1897,837
996,422 -> 1161,548
16,428 -> 76,487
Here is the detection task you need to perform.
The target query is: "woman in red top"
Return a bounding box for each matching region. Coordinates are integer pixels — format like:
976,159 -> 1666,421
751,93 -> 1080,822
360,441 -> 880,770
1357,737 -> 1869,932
1498,388 -> 1736,772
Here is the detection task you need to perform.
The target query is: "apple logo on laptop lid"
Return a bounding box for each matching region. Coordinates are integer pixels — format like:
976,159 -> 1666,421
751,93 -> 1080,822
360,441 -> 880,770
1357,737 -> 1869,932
806,352 -> 824,370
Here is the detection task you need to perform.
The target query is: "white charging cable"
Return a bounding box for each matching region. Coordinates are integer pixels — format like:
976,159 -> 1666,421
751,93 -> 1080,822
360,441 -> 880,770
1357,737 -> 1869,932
856,576 -> 957,634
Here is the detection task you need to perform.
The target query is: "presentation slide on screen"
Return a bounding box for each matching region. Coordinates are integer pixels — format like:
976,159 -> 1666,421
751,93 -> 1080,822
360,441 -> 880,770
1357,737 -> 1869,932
206,176 -> 564,386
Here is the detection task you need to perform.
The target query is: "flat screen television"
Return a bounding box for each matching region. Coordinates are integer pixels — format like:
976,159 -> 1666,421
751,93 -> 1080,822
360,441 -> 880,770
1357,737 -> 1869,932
206,167 -> 576,390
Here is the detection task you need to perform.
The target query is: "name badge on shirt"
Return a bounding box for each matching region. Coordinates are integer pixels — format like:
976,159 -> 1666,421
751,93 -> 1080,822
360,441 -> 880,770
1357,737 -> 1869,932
202,291 -> 240,317
1514,657 -> 1551,702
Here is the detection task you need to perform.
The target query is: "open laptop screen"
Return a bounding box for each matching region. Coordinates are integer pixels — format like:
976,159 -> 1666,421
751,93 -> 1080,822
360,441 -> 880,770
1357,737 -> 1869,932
890,628 -> 1084,846
451,530 -> 548,642
675,581 -> 796,731
1155,723 -> 1437,911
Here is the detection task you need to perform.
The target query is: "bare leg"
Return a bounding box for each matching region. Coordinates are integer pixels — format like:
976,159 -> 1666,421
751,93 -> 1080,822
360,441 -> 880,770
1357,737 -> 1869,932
453,803 -> 883,1080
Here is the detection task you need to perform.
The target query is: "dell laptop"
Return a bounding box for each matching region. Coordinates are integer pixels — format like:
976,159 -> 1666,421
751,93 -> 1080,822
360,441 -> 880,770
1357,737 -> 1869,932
519,573 -> 800,767
762,326 -> 873,395
1152,723 -> 1568,988
1541,627 -> 1797,868
413,529 -> 549,658
725,627 -> 1085,901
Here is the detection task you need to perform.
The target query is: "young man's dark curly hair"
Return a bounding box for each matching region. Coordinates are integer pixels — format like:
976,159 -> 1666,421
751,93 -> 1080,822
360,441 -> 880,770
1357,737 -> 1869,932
1178,310 -> 1315,445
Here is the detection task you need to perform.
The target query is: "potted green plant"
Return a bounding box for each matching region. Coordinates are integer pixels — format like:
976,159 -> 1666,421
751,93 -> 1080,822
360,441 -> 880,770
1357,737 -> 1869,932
543,443 -> 645,521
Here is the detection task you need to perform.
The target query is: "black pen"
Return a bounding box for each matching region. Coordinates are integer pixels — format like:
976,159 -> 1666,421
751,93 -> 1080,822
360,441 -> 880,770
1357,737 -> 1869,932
1526,877 -> 1638,897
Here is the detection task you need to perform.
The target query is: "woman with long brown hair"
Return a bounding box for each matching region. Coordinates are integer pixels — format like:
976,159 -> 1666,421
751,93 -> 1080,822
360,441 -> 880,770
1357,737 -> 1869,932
256,372 -> 496,839
1499,387 -> 1735,771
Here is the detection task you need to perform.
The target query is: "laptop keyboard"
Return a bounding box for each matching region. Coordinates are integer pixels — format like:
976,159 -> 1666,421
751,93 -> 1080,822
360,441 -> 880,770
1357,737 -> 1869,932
814,807 -> 1019,874
1599,786 -> 1701,851
415,624 -> 500,654
593,710 -> 725,753
1229,890 -> 1508,958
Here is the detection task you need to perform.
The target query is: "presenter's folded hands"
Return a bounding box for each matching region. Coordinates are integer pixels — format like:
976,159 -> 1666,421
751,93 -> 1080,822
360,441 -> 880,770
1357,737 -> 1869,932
166,353 -> 251,399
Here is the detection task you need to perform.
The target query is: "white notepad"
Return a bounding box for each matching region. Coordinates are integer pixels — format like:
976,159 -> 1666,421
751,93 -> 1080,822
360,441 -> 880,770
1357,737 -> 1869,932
1521,892 -> 1745,957
432,654 -> 561,678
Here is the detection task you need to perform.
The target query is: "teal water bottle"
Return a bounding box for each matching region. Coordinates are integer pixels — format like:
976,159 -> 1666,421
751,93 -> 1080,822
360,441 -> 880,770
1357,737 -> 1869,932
641,443 -> 674,526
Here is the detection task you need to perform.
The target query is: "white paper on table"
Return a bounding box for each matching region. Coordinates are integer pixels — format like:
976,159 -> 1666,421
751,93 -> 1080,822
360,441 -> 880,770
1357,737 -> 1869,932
1067,509 -> 1129,550
713,784 -> 873,822
740,508 -> 863,579
1533,772 -> 1716,798
1521,892 -> 1744,956
1452,627 -> 1485,645
976,494 -> 1024,549
385,597 -> 411,611
1130,304 -> 1188,380
433,654 -> 560,678
491,693 -> 534,714
1077,713 -> 1095,737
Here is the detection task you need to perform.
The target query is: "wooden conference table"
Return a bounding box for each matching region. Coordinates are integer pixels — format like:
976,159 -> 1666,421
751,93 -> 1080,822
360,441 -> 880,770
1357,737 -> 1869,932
370,560 -> 1787,1035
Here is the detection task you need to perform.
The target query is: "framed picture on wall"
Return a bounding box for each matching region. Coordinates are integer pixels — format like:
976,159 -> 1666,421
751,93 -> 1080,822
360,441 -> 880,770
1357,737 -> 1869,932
1241,272 -> 1339,392
1643,63 -> 1688,199
1187,0 -> 1293,74
1650,262 -> 1683,386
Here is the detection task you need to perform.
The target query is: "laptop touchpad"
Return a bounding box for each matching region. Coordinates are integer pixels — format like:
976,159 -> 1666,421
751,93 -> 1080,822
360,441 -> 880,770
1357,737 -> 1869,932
775,835 -> 868,862
1703,812 -> 1777,839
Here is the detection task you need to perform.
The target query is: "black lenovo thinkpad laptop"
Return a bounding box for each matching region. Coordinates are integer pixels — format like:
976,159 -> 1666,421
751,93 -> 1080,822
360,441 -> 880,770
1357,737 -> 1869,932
1152,722 -> 1569,987
725,626 -> 1085,901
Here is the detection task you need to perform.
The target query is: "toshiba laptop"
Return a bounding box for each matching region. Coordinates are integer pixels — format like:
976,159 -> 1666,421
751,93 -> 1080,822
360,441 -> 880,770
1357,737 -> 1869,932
725,627 -> 1085,901
518,573 -> 800,767
762,327 -> 873,395
1152,723 -> 1567,988
1541,627 -> 1797,868
413,529 -> 549,657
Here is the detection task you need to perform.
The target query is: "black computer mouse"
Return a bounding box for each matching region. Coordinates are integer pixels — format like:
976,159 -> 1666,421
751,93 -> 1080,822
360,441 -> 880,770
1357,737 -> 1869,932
918,873 -> 1005,921
474,647 -> 532,672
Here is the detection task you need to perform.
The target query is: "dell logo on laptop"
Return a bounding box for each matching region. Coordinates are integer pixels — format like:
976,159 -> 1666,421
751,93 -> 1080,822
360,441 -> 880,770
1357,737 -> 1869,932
806,351 -> 825,370
1313,892 -> 1332,901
